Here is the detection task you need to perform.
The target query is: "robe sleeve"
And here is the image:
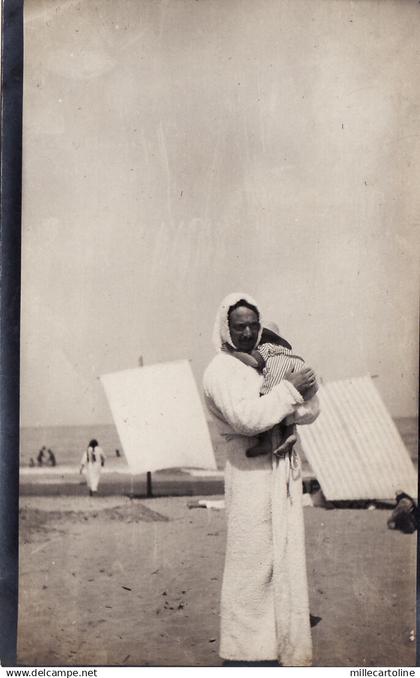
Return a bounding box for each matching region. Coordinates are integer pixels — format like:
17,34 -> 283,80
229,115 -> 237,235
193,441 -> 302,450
290,394 -> 320,425
204,359 -> 305,436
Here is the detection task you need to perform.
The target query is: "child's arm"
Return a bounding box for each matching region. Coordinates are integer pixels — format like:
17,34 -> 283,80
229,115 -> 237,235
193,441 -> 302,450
222,345 -> 265,371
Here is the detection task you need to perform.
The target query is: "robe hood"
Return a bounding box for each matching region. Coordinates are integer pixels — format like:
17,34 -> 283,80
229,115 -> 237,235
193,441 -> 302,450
212,292 -> 263,352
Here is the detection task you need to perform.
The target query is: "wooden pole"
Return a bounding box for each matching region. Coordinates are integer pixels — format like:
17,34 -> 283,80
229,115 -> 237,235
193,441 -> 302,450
146,471 -> 153,497
139,355 -> 152,497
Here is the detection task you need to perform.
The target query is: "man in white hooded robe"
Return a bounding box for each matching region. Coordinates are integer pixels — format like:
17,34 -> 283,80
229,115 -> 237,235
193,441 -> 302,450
203,292 -> 320,666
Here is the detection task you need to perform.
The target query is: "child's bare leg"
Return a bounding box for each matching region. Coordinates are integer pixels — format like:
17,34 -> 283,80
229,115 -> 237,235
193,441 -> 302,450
246,431 -> 272,457
273,424 -> 297,456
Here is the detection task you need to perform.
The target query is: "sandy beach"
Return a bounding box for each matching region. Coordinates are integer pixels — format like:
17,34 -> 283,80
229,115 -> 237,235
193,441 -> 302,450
17,493 -> 416,667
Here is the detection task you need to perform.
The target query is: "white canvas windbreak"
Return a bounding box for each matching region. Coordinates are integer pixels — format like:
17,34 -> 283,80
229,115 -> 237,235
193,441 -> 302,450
101,360 -> 217,475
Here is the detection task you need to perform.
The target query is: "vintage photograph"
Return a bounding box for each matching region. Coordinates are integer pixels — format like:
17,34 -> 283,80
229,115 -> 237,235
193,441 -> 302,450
17,0 -> 418,668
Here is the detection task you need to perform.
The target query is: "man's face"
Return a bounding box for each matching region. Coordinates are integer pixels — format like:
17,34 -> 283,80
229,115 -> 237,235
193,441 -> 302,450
228,306 -> 260,353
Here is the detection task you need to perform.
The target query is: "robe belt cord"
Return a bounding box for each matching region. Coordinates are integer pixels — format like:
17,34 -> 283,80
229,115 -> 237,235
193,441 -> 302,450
272,446 -> 300,499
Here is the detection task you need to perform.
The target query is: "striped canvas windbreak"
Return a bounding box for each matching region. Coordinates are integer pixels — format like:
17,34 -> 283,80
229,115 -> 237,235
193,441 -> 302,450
298,375 -> 417,501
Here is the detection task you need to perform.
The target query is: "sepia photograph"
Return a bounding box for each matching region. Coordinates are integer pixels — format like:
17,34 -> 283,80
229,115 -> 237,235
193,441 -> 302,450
10,0 -> 419,669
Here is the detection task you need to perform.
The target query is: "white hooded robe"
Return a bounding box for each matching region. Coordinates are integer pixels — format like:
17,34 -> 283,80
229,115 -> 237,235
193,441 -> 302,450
80,446 -> 105,492
203,293 -> 319,666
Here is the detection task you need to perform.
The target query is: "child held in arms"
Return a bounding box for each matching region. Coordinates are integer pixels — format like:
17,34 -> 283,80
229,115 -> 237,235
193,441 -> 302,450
232,321 -> 319,457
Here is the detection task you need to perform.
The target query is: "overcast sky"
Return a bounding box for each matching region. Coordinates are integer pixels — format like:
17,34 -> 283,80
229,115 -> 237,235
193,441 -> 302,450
21,0 -> 419,426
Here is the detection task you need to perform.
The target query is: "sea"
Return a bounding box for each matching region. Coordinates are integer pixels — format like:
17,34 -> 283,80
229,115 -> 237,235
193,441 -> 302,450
20,420 -> 227,471
19,417 -> 417,473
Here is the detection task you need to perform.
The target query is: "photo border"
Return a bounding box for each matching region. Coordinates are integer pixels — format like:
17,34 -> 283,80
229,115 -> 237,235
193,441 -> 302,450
0,0 -> 23,666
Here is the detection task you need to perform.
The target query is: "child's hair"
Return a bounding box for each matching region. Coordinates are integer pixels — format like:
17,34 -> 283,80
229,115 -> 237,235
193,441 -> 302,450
260,328 -> 292,350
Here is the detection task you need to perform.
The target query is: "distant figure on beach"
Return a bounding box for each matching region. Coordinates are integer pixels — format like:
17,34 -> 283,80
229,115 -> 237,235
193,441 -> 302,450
47,449 -> 56,467
37,446 -> 46,466
79,439 -> 106,496
115,448 -> 121,458
203,293 -> 320,666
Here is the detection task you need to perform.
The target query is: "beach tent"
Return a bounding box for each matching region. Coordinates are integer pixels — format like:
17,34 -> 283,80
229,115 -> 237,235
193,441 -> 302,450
100,360 -> 217,475
298,375 -> 417,501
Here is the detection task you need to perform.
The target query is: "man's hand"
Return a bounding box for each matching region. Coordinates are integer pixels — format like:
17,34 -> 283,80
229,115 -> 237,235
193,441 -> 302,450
284,366 -> 317,396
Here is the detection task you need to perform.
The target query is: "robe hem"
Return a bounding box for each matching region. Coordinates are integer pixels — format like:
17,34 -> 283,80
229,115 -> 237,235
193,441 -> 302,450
219,654 -> 312,667
220,654 -> 279,662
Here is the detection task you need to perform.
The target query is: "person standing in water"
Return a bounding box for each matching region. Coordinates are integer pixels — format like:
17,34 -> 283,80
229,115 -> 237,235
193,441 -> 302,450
79,439 -> 106,496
